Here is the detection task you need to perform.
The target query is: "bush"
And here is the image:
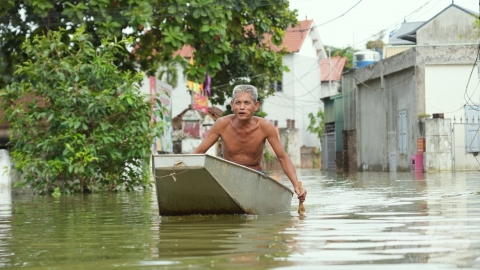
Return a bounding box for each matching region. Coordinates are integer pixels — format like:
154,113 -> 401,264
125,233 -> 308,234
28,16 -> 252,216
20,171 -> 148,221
0,27 -> 164,194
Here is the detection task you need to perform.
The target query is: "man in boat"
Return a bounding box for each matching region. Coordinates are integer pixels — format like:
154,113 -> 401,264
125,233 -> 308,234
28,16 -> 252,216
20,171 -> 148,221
192,85 -> 307,202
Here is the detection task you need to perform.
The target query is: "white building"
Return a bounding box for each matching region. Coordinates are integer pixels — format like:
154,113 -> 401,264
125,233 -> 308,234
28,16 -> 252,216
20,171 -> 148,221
262,20 -> 327,148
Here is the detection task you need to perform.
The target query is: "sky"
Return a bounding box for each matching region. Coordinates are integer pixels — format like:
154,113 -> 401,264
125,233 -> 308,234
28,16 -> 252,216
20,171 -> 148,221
288,0 -> 479,50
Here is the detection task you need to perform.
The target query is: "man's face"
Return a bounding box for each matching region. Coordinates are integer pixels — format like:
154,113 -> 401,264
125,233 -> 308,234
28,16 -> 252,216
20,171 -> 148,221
231,92 -> 260,120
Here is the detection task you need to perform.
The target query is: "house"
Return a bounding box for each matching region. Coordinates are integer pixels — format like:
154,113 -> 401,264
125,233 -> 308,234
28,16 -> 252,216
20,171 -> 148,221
344,3 -> 479,172
382,21 -> 421,59
320,57 -> 347,99
318,57 -> 347,171
262,20 -> 327,156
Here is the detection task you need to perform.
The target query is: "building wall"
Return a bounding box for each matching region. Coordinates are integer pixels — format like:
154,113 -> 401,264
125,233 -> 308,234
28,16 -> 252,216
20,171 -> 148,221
354,45 -> 477,172
300,146 -> 321,169
355,50 -> 418,171
263,44 -> 322,147
320,81 -> 341,99
263,54 -> 296,129
342,130 -> 357,172
425,64 -> 477,120
424,118 -> 452,171
263,125 -> 302,169
417,6 -> 477,46
418,48 -> 478,119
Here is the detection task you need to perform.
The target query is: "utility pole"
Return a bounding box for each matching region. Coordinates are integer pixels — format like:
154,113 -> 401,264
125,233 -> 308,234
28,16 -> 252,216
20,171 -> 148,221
328,48 -> 332,95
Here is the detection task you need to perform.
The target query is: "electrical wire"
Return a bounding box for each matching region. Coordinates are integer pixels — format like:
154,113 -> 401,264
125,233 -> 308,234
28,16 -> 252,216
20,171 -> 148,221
463,46 -> 480,111
294,0 -> 363,31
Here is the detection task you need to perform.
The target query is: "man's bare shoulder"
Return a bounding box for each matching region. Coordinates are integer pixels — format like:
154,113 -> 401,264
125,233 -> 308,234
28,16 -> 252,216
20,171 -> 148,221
213,115 -> 234,127
255,116 -> 274,127
254,117 -> 277,133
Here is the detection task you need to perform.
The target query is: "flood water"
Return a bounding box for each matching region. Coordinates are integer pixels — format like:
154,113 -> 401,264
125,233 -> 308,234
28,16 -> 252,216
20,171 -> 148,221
2,168 -> 480,269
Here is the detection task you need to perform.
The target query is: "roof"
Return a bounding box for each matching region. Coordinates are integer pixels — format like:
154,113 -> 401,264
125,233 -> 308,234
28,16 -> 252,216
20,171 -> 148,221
172,106 -> 224,131
397,4 -> 477,42
387,21 -> 424,45
174,45 -> 194,58
320,57 -> 347,81
279,20 -> 314,52
176,20 -> 314,57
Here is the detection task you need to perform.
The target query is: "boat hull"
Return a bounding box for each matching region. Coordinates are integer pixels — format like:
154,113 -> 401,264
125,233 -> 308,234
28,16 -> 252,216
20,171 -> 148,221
152,154 -> 294,216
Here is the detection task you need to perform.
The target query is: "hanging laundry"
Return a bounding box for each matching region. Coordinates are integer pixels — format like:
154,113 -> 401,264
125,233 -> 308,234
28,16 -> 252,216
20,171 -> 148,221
205,75 -> 211,96
187,57 -> 196,91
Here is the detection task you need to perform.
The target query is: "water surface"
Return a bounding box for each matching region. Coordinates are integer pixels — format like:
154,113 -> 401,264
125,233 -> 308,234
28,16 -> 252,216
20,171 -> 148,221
2,169 -> 480,269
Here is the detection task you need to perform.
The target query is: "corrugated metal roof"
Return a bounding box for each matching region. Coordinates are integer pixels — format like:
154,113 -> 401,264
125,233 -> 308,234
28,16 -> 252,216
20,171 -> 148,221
396,4 -> 478,43
387,22 -> 424,45
383,45 -> 415,58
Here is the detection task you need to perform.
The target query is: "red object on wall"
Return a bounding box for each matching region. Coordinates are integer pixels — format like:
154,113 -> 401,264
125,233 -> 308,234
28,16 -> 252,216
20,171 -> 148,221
183,122 -> 200,138
417,138 -> 425,153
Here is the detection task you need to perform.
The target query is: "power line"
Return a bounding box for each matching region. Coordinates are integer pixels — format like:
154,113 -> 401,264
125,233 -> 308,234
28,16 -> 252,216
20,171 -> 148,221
305,0 -> 363,30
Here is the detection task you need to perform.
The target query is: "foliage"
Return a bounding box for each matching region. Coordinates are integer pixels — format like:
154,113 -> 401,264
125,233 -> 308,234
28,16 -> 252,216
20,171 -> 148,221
471,15 -> 480,41
263,147 -> 274,162
157,56 -> 187,89
366,30 -> 385,51
307,110 -> 325,142
0,0 -> 298,106
324,45 -> 357,71
0,27 -> 164,194
418,113 -> 432,120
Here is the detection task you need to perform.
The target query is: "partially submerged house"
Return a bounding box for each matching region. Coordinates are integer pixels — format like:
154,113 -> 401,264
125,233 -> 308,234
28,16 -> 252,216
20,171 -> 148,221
344,3 -> 479,172
319,57 -> 347,171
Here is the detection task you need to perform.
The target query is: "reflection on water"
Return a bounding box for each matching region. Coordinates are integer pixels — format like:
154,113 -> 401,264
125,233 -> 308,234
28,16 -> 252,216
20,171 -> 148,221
1,169 -> 480,269
0,150 -> 12,268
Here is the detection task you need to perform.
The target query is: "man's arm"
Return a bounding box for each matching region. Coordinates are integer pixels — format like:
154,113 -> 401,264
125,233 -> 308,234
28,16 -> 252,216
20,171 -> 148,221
192,119 -> 223,154
264,122 -> 307,202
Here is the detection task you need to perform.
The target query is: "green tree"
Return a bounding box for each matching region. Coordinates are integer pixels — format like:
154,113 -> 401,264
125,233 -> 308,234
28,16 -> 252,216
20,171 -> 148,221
0,0 -> 298,105
157,56 -> 186,89
324,45 -> 357,71
366,30 -> 385,51
0,27 -> 164,194
307,110 -> 325,146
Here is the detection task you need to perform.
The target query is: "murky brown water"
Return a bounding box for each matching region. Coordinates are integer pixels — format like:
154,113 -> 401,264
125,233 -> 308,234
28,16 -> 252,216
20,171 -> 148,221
2,169 -> 480,269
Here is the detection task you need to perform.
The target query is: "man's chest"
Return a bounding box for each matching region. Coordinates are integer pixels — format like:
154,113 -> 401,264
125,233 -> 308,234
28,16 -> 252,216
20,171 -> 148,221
221,128 -> 266,148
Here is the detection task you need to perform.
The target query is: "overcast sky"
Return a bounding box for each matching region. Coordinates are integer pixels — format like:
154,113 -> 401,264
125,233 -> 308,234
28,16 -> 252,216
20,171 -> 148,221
288,0 -> 479,50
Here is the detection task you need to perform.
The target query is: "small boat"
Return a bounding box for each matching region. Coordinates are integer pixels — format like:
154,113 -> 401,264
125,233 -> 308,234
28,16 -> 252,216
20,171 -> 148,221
152,154 -> 294,216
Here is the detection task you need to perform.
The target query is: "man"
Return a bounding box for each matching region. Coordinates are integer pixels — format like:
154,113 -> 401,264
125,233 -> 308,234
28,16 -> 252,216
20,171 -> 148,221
193,85 -> 307,202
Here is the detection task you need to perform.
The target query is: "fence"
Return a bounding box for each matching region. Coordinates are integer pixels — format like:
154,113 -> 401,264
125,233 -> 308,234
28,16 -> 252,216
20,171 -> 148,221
452,123 -> 480,171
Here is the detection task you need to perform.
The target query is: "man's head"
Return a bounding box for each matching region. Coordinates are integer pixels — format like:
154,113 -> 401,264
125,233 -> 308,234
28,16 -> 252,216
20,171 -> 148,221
232,85 -> 258,102
230,85 -> 260,120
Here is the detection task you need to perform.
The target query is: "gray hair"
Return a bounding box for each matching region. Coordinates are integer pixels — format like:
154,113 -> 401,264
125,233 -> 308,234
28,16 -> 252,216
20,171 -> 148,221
232,85 -> 258,102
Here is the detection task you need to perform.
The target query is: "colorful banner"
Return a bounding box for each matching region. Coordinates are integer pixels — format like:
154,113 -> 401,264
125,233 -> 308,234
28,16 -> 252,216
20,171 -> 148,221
150,76 -> 173,153
192,93 -> 208,114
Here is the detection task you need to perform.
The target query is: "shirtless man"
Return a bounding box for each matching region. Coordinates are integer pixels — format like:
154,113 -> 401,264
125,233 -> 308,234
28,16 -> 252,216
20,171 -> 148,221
193,85 -> 307,202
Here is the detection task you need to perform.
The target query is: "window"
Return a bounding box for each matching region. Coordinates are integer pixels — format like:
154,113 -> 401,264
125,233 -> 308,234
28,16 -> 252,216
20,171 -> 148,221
325,122 -> 335,134
398,110 -> 407,154
271,80 -> 282,92
465,105 -> 480,153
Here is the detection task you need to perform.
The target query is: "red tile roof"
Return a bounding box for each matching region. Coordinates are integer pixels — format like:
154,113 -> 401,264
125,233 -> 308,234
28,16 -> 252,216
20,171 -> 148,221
282,20 -> 313,52
174,45 -> 194,58
176,20 -> 314,56
320,57 -> 347,81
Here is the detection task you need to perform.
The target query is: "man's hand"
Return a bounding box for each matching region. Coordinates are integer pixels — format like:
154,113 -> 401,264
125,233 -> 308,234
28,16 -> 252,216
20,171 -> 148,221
294,186 -> 307,203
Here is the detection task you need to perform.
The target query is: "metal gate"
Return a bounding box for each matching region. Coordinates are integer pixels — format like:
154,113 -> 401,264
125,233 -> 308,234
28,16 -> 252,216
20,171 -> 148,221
452,123 -> 480,171
322,133 -> 336,171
